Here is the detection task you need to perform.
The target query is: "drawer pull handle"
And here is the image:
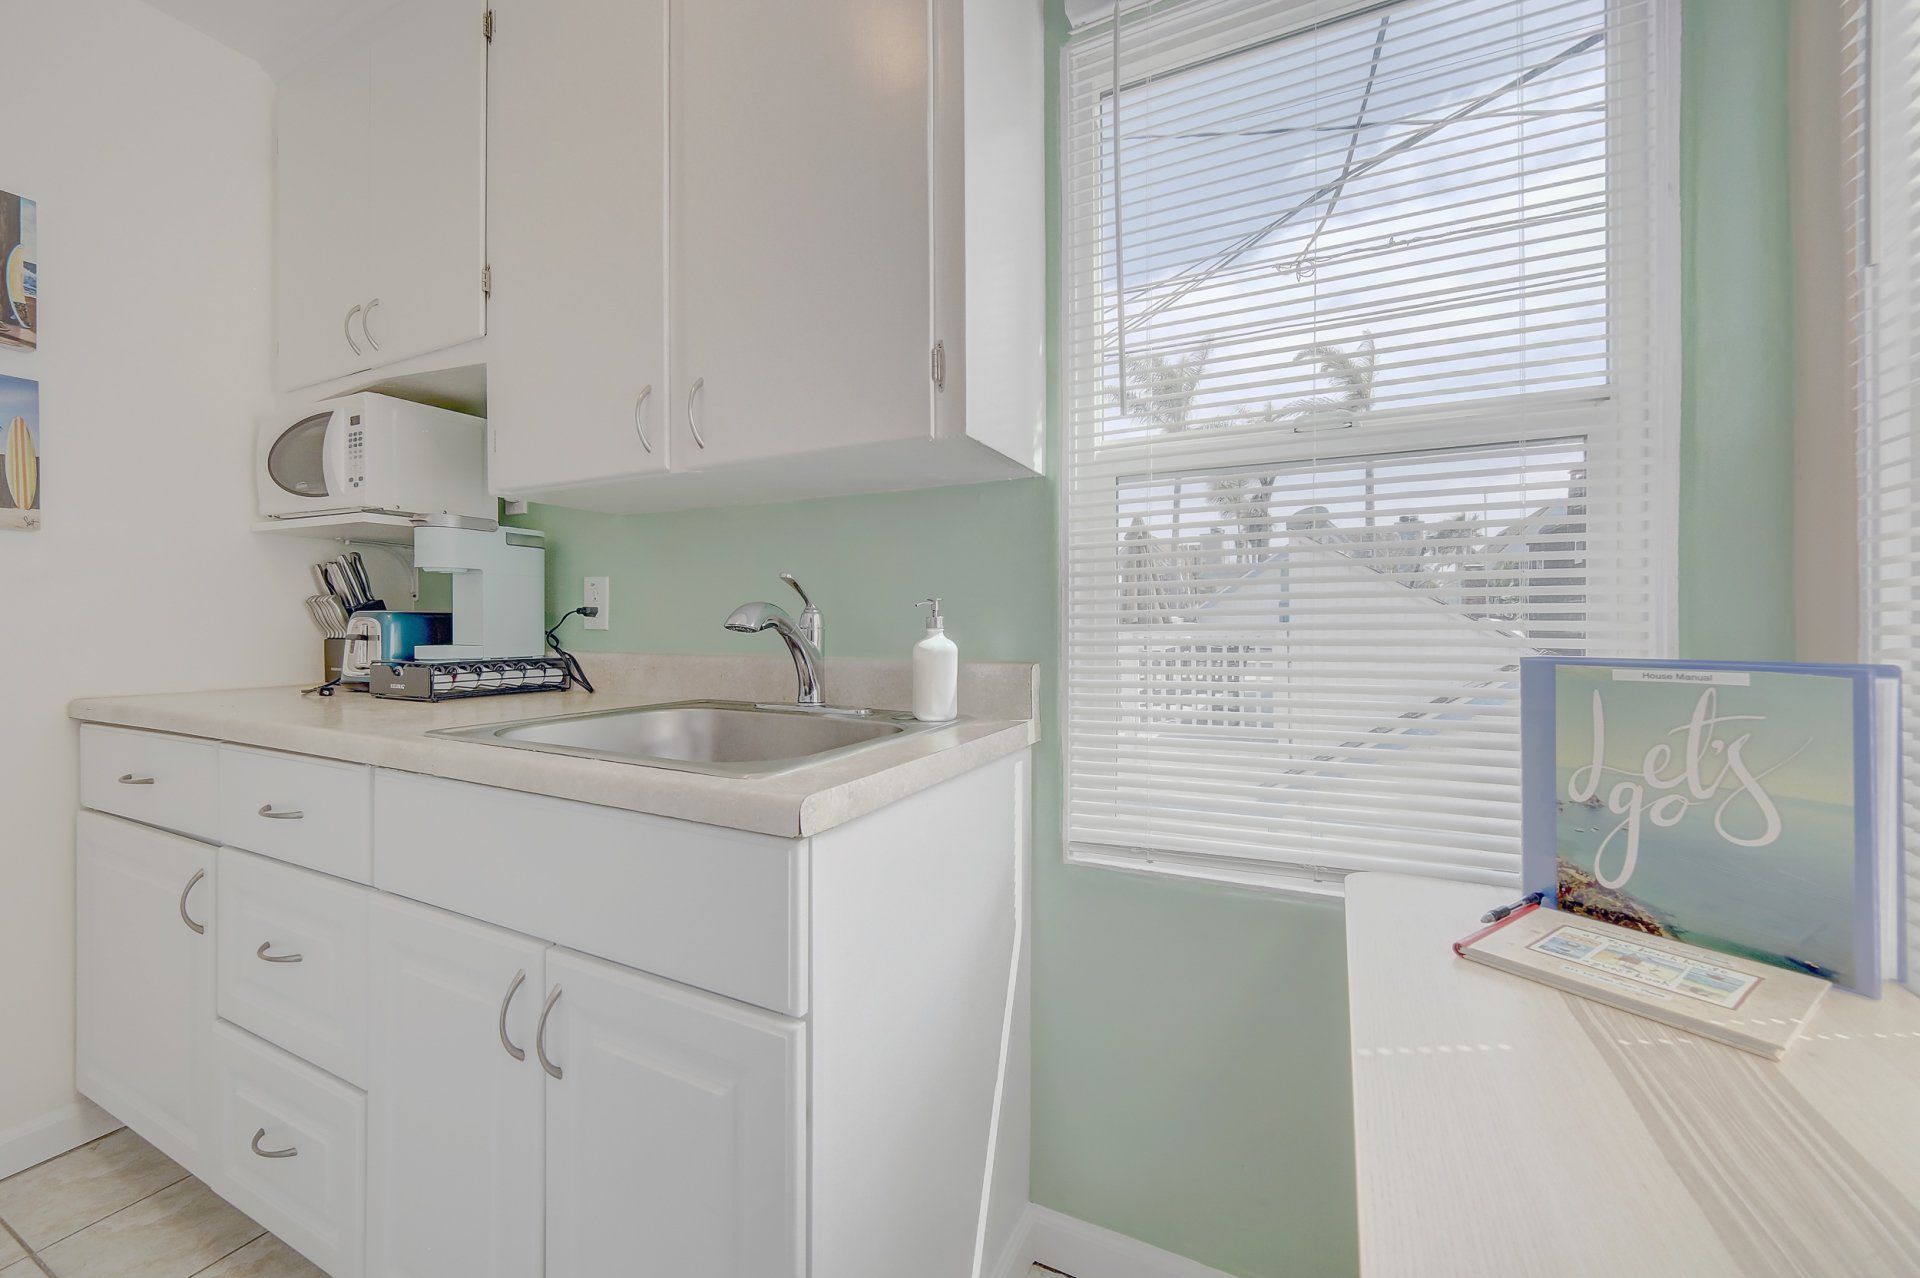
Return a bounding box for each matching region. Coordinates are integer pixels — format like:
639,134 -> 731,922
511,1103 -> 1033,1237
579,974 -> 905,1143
118,773 -> 155,785
499,969 -> 528,1062
178,869 -> 206,935
257,804 -> 304,821
535,985 -> 563,1080
256,941 -> 303,964
251,1128 -> 297,1159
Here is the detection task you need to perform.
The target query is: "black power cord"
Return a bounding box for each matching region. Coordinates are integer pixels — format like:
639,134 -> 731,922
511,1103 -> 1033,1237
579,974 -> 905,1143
545,606 -> 599,693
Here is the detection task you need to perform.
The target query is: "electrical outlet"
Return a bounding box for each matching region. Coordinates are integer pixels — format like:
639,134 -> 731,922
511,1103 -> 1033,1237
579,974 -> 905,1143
582,577 -> 611,630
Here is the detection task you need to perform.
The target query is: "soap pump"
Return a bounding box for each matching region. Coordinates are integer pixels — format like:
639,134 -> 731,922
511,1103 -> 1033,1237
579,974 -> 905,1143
912,597 -> 959,722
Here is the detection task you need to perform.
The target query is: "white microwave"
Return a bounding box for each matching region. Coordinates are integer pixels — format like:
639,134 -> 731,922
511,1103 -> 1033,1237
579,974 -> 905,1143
256,393 -> 493,523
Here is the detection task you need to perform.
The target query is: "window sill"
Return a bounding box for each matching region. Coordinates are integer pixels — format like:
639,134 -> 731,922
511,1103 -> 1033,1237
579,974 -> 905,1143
1066,842 -> 1350,902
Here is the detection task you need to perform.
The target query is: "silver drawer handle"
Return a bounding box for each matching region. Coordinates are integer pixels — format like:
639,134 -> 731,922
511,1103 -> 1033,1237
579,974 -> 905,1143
362,297 -> 382,351
686,377 -> 707,449
257,804 -> 304,821
535,985 -> 563,1079
344,304 -> 364,357
633,385 -> 654,454
118,773 -> 155,785
499,969 -> 527,1062
178,869 -> 206,935
251,1128 -> 297,1159
256,941 -> 303,964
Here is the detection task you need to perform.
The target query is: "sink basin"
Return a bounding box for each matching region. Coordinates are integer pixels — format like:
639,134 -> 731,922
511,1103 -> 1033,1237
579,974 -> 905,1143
429,699 -> 942,777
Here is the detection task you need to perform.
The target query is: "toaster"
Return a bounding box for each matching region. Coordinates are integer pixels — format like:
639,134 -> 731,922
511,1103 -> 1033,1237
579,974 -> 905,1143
341,611 -> 454,684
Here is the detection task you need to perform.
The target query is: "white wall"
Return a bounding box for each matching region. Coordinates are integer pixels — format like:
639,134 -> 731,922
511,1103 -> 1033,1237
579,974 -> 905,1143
0,0 -> 338,1172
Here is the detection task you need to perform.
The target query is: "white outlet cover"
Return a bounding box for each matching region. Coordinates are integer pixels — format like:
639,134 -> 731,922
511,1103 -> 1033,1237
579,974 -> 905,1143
583,577 -> 610,630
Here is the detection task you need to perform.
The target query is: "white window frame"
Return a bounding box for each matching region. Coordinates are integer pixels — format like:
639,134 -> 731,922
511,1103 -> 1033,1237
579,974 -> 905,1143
1056,0 -> 1684,898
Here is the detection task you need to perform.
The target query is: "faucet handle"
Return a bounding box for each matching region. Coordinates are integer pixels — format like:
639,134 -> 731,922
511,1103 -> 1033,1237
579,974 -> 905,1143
778,573 -> 816,614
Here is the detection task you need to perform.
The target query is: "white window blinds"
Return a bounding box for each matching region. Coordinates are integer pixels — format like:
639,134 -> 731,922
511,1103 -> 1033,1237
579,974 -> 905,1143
1061,0 -> 1678,893
1857,0 -> 1920,978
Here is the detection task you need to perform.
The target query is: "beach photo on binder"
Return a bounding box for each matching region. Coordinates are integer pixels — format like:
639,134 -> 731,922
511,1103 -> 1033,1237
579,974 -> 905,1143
1519,658 -> 1903,998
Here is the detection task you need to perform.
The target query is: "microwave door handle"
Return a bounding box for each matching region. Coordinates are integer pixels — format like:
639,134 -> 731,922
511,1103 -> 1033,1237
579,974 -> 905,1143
321,411 -> 348,502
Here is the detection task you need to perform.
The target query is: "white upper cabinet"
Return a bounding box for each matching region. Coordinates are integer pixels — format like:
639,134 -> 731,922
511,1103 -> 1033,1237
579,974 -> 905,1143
274,0 -> 487,392
667,0 -> 933,473
485,0 -> 1044,511
275,41 -> 373,392
486,0 -> 669,493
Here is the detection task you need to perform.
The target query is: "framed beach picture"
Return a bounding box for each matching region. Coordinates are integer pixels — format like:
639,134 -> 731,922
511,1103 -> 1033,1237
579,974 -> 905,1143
0,374 -> 40,530
0,190 -> 36,350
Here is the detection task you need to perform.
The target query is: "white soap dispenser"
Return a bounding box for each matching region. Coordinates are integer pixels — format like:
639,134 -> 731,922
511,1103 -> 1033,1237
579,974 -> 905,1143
912,597 -> 959,722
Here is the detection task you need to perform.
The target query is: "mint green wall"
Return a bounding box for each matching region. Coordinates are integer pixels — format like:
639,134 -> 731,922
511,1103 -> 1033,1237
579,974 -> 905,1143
1681,0 -> 1796,660
510,3 -> 1791,1274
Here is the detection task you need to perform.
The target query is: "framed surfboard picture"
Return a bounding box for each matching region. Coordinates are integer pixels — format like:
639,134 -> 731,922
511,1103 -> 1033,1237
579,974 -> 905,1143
0,374 -> 40,530
0,191 -> 35,351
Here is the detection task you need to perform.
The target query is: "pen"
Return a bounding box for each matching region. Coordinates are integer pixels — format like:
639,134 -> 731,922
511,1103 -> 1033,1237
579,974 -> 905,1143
1479,891 -> 1546,924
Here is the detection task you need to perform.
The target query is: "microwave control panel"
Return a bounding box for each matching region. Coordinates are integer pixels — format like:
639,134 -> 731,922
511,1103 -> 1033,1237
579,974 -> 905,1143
346,415 -> 365,490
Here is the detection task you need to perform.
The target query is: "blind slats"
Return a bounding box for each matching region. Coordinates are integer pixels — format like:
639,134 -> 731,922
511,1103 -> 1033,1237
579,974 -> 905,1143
1856,0 -> 1920,981
1062,0 -> 1674,890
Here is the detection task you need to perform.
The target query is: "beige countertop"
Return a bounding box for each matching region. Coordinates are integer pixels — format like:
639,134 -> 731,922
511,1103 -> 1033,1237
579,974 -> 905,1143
1346,872 -> 1920,1277
68,653 -> 1039,839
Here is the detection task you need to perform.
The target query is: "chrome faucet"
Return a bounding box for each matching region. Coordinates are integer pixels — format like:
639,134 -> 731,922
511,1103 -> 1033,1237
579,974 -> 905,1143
725,574 -> 826,706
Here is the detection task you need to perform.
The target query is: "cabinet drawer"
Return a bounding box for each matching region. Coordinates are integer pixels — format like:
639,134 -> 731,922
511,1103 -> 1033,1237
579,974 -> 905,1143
209,1022 -> 365,1278
219,745 -> 373,882
218,848 -> 370,1087
78,725 -> 219,840
375,771 -> 809,1016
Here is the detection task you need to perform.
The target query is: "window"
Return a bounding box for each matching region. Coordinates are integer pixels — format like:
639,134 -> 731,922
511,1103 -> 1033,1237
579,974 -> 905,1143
1061,0 -> 1678,894
1856,0 -> 1920,978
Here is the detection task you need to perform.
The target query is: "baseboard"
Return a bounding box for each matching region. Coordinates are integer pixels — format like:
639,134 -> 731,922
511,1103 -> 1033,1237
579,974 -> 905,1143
0,1100 -> 119,1181
989,1205 -> 1240,1278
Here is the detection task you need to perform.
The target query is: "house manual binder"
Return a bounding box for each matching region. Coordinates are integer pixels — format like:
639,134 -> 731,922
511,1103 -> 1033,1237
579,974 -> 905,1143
1519,657 -> 1904,997
1454,903 -> 1831,1059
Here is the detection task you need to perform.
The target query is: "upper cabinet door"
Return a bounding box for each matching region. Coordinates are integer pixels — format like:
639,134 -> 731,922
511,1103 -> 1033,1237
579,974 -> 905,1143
365,0 -> 489,369
74,812 -> 216,1171
669,0 -> 933,470
275,38 -> 372,391
544,949 -> 805,1278
487,0 -> 669,495
366,897 -> 546,1278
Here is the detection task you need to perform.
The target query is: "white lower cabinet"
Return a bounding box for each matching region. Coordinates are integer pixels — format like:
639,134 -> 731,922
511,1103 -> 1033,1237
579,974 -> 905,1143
75,729 -> 1027,1278
209,1023 -> 367,1278
543,949 -> 806,1278
366,897 -> 546,1278
75,811 -> 216,1172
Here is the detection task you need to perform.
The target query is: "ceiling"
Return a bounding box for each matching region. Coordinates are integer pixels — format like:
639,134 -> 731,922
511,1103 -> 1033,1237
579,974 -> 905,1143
142,0 -> 397,77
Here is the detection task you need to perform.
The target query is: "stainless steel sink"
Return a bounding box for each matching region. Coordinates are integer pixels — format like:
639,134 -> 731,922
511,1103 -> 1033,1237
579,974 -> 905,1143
428,699 -> 943,777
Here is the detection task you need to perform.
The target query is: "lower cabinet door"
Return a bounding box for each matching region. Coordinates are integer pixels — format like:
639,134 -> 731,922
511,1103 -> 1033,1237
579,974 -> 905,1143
542,949 -> 806,1278
209,1022 -> 366,1278
75,811 -> 216,1171
366,897 -> 547,1278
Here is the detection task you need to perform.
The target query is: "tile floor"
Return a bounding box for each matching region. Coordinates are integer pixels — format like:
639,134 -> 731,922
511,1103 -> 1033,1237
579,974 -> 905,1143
0,1128 -> 320,1278
2,1127 -> 1066,1278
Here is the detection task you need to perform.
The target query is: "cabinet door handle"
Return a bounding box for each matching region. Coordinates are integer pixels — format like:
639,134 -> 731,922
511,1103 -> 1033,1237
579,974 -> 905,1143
256,941 -> 303,964
535,985 -> 563,1079
633,385 -> 654,454
498,969 -> 528,1062
686,377 -> 707,449
257,804 -> 304,821
177,869 -> 206,936
251,1128 -> 297,1159
362,298 -> 382,351
344,304 -> 364,357
117,773 -> 155,785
